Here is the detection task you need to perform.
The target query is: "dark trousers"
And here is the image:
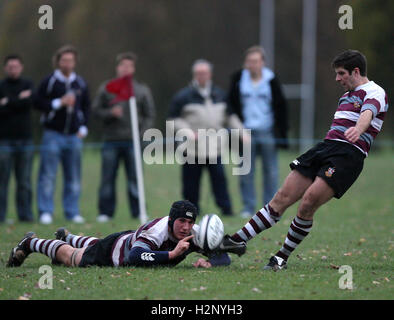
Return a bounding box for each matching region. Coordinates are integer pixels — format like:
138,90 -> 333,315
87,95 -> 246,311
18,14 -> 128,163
182,158 -> 232,215
0,139 -> 34,222
98,141 -> 139,218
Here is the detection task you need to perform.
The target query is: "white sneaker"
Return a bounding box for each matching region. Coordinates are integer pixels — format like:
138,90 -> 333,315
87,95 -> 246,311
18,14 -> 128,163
39,213 -> 53,225
240,211 -> 253,219
70,215 -> 85,224
97,214 -> 111,223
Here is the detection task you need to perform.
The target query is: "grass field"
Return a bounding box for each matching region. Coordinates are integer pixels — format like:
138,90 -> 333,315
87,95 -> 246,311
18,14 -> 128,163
0,148 -> 393,300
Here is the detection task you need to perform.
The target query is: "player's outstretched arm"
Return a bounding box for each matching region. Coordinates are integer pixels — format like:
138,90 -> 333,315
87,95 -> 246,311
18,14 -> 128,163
127,246 -> 172,266
127,235 -> 194,267
193,252 -> 231,268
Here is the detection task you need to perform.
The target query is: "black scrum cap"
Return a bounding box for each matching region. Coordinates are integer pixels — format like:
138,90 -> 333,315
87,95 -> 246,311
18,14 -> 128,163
168,200 -> 198,231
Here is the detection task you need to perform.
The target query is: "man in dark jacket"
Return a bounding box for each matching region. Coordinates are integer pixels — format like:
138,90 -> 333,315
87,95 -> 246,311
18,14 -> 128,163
227,46 -> 289,217
169,59 -> 245,216
35,45 -> 90,225
0,54 -> 34,223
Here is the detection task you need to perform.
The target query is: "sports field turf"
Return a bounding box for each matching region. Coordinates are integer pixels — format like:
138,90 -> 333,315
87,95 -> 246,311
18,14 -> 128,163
0,148 -> 392,300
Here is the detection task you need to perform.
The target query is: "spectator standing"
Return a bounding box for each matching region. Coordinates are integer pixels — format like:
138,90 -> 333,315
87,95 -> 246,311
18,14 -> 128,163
227,46 -> 289,217
93,52 -> 155,222
0,54 -> 34,223
35,45 -> 90,224
169,59 -> 245,216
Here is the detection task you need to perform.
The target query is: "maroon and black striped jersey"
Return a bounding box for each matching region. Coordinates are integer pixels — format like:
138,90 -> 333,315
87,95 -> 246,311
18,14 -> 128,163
110,216 -> 201,266
325,81 -> 388,156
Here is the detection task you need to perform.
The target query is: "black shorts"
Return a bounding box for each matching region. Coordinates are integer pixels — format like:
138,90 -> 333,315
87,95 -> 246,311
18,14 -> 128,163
289,140 -> 365,199
79,230 -> 133,267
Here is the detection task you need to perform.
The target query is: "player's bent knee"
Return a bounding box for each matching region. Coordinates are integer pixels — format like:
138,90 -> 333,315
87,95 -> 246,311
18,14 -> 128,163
273,188 -> 285,202
272,188 -> 293,210
298,193 -> 319,219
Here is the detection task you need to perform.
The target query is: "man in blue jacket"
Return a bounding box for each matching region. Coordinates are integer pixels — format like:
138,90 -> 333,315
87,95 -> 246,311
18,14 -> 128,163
227,46 -> 289,218
35,45 -> 90,224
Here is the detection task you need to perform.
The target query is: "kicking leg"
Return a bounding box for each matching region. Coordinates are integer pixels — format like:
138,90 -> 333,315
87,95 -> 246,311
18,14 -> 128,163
219,170 -> 313,256
269,170 -> 314,214
265,177 -> 335,270
232,170 -> 313,242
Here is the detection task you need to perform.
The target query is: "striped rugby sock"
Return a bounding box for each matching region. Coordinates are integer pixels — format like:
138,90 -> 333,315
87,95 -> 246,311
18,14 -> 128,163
27,238 -> 67,260
232,204 -> 281,242
65,234 -> 99,248
276,216 -> 313,261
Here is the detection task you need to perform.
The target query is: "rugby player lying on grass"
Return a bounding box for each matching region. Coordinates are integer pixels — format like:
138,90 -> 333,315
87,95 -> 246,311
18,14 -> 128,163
7,200 -> 245,268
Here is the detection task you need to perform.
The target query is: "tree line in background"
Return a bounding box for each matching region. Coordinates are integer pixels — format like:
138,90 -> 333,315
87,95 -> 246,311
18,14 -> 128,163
0,0 -> 392,146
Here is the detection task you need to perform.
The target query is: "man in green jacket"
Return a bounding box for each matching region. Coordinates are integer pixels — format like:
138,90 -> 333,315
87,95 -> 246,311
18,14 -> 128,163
93,52 -> 155,222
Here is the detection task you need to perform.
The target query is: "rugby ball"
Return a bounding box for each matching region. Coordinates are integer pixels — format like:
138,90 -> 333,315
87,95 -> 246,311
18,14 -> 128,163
196,214 -> 224,251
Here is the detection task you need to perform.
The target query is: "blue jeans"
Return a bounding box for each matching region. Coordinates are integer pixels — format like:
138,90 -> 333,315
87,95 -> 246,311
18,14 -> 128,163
0,139 -> 34,222
37,129 -> 82,220
240,129 -> 279,213
98,141 -> 139,218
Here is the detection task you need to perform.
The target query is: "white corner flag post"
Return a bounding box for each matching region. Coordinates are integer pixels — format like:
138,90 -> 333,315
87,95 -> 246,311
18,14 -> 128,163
129,96 -> 148,224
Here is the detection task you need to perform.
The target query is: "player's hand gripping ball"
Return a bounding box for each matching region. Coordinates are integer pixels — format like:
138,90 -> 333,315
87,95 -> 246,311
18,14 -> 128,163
196,214 -> 224,251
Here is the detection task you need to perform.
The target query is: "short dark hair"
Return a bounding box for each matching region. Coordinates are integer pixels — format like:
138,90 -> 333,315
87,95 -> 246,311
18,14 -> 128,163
244,45 -> 266,61
332,49 -> 367,76
116,52 -> 137,65
52,45 -> 78,68
4,54 -> 23,66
